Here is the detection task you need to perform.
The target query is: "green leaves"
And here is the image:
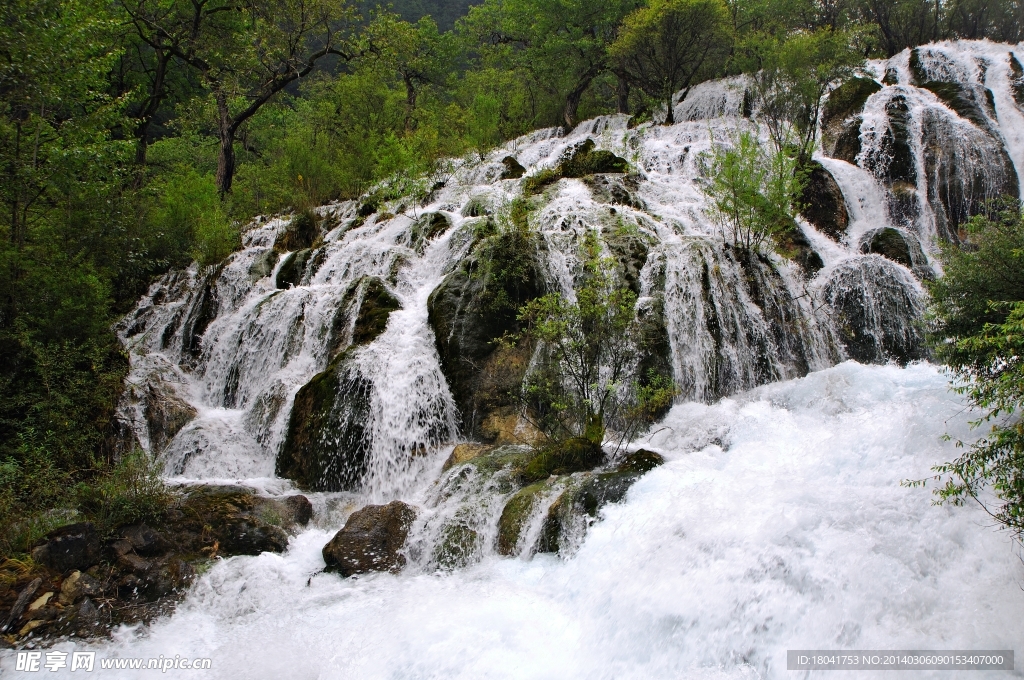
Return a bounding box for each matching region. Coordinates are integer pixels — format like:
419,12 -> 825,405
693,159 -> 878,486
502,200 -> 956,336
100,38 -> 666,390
700,128 -> 802,251
517,231 -> 676,452
610,0 -> 732,124
924,204 -> 1024,537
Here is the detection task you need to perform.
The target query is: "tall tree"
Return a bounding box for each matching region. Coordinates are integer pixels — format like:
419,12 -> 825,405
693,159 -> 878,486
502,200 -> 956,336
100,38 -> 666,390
610,0 -> 732,125
462,0 -> 638,129
123,0 -> 357,195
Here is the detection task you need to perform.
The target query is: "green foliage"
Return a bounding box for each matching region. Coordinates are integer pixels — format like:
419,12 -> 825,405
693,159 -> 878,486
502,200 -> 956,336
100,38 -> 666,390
917,203 -> 1024,537
700,129 -> 803,251
610,0 -> 732,125
740,28 -> 864,161
517,232 -> 677,452
523,168 -> 562,195
76,449 -> 172,535
151,170 -> 238,267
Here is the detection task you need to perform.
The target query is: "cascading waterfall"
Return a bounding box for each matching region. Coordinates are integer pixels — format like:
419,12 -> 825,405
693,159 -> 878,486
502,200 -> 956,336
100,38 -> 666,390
33,38 -> 1017,679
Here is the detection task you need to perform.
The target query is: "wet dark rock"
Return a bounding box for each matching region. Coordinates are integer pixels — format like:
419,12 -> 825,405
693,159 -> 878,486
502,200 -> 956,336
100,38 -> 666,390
248,248 -> 280,281
58,571 -> 102,605
351,278 -> 400,345
31,523 -> 101,573
431,523 -> 482,569
283,495 -> 314,526
275,210 -> 320,252
409,212 -> 451,252
920,80 -> 995,131
120,524 -> 171,557
559,139 -> 629,177
822,77 -> 882,131
278,276 -> 401,491
144,383 -> 197,454
277,350 -> 373,491
537,450 -> 666,554
500,156 -> 527,180
821,78 -> 880,164
496,482 -> 550,555
173,486 -> 290,555
799,162 -> 850,241
1,578 -> 41,633
428,231 -> 544,439
860,228 -> 935,281
584,174 -> 647,210
322,501 -> 417,576
179,264 -> 225,366
821,255 -> 927,365
1010,53 -> 1024,106
275,248 -> 312,289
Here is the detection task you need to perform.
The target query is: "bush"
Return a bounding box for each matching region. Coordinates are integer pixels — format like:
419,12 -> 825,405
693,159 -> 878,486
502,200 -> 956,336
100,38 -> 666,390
76,449 -> 172,534
700,129 -> 803,251
517,231 -> 676,452
916,201 -> 1024,537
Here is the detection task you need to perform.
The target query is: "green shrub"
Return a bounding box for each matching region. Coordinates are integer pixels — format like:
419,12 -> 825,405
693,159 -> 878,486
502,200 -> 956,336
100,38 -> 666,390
76,449 -> 172,534
914,202 -> 1024,536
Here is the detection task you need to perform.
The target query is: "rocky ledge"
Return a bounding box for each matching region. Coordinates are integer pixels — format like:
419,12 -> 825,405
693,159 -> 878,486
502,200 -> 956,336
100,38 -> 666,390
0,487 -> 311,646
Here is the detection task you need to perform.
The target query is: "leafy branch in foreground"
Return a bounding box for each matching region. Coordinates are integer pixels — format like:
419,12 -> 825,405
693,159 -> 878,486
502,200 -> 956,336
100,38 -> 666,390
514,231 -> 676,455
912,203 -> 1024,537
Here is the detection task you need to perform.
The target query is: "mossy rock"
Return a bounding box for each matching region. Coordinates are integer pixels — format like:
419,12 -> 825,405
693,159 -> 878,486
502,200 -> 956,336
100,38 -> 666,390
799,161 -> 850,242
877,94 -> 916,186
559,139 -> 629,177
920,80 -> 994,130
462,196 -> 492,217
496,481 -> 550,555
248,249 -> 280,282
500,156 -> 526,180
275,249 -> 312,289
537,450 -> 666,553
409,212 -> 451,253
275,210 -> 320,252
861,227 -> 912,267
521,438 -> 606,484
584,174 -> 646,210
276,350 -> 373,491
431,523 -> 482,569
427,231 -> 544,438
352,278 -> 400,345
523,168 -> 561,195
821,77 -> 881,130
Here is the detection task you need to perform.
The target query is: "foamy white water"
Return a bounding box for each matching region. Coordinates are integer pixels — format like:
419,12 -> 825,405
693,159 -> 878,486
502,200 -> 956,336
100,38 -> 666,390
8,362 -> 1021,679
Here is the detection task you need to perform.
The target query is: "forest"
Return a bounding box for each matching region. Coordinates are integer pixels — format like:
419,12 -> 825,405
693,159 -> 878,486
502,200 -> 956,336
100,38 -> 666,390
3,0 -> 1024,555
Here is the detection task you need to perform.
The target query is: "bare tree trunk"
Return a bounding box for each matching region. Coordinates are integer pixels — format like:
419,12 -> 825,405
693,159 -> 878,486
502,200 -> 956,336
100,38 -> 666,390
664,92 -> 675,125
215,92 -> 236,197
616,74 -> 630,115
563,69 -> 599,129
403,72 -> 417,132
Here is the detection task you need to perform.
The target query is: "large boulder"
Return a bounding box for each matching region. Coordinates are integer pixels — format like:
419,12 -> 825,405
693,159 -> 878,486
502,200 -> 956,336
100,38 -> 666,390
820,256 -> 927,365
31,523 -> 101,573
276,351 -> 373,491
799,162 -> 850,241
322,501 -> 417,576
277,277 -> 400,491
859,227 -> 934,280
428,230 -> 545,439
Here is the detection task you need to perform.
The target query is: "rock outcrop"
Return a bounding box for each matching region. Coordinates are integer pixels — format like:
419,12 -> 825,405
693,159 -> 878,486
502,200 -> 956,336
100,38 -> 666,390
322,501 -> 417,576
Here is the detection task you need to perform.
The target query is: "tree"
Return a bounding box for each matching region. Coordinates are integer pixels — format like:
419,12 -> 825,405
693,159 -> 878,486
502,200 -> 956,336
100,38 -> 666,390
914,201 -> 1024,537
701,128 -> 802,250
517,232 -> 676,452
462,0 -> 638,129
610,0 -> 732,125
362,13 -> 457,132
742,28 -> 863,163
123,0 -> 357,195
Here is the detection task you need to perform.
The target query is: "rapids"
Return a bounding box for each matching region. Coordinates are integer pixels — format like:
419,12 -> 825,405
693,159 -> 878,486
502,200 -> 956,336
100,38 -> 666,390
5,363 -> 1023,678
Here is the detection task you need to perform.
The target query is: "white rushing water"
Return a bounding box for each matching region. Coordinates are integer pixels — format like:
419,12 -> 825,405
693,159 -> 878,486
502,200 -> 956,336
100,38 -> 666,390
7,39 -> 1024,676
6,362 -> 1023,679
